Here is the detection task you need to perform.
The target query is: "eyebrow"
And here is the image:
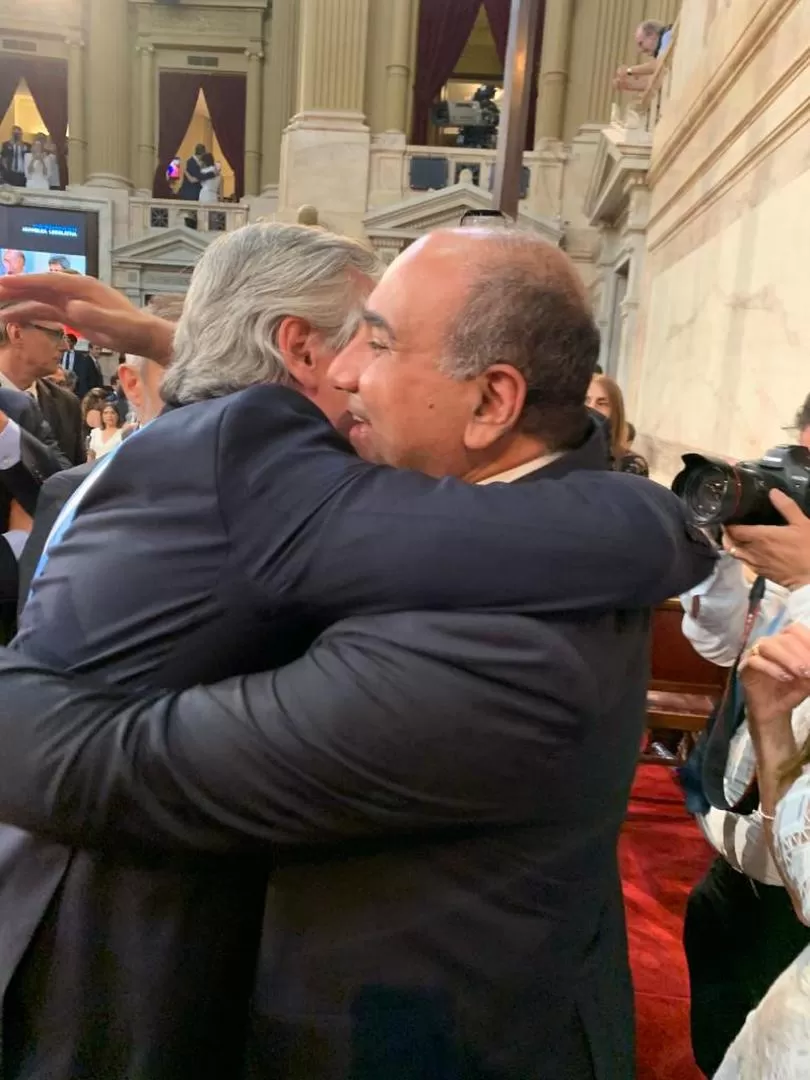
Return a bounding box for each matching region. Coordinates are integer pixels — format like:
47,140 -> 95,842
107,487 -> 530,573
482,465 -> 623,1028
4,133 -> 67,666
361,308 -> 396,340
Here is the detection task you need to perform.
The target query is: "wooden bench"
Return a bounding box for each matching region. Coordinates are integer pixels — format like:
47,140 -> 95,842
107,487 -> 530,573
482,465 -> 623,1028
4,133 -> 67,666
642,599 -> 728,765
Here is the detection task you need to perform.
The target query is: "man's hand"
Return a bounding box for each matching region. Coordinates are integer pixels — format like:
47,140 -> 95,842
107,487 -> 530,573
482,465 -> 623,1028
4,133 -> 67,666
0,274 -> 175,367
726,490 -> 810,590
740,623 -> 810,728
8,500 -> 32,534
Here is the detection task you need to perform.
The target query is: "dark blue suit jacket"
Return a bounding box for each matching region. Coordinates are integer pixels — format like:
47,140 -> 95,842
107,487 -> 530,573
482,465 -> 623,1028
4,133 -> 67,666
0,385 -> 715,1079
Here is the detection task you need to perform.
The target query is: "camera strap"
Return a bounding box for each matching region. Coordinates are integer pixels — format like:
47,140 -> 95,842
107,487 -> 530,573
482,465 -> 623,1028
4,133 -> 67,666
699,576 -> 767,815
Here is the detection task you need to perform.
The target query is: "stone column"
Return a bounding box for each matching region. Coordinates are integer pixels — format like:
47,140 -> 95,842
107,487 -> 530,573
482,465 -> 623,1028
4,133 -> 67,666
65,34 -> 86,186
279,0 -> 371,236
383,0 -> 413,134
86,0 -> 131,187
135,41 -> 156,194
261,0 -> 298,194
534,0 -> 574,142
244,47 -> 263,197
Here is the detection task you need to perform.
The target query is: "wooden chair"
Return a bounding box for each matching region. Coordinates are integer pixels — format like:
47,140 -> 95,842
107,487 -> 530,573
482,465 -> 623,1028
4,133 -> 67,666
642,599 -> 728,765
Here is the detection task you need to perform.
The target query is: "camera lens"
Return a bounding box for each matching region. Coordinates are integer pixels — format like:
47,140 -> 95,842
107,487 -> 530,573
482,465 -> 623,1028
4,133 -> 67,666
680,463 -> 741,526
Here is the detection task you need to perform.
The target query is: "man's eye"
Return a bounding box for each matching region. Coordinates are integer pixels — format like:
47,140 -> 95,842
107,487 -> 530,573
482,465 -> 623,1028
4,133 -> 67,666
368,340 -> 390,353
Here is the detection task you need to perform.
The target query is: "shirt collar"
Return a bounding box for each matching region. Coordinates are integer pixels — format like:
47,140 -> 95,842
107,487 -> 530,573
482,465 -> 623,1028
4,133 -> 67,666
475,452 -> 563,485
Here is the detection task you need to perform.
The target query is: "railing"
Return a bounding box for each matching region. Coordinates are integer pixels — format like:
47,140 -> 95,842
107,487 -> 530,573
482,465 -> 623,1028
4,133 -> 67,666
129,197 -> 249,236
640,18 -> 679,133
404,146 -> 534,200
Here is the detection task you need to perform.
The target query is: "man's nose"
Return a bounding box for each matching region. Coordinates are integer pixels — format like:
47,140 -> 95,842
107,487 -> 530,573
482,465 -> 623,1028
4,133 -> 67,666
328,337 -> 365,391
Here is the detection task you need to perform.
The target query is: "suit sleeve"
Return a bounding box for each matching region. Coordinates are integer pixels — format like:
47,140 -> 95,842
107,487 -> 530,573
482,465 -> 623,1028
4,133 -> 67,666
0,536 -> 18,605
0,619 -> 587,853
19,402 -> 72,474
217,388 -> 717,619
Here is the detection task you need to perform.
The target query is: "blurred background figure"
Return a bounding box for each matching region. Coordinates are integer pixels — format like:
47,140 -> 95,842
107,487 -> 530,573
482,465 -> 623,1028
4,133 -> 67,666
88,403 -> 124,461
24,137 -> 52,192
62,335 -> 104,399
586,372 -> 649,476
0,126 -> 29,188
198,153 -> 222,204
2,251 -> 26,277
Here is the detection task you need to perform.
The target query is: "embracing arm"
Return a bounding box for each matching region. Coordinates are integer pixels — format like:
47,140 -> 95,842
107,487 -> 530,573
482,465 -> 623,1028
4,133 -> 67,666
219,388 -> 717,620
0,616 -> 585,852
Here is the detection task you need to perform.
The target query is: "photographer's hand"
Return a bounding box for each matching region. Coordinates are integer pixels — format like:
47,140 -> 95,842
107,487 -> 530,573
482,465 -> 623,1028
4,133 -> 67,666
726,490 -> 810,590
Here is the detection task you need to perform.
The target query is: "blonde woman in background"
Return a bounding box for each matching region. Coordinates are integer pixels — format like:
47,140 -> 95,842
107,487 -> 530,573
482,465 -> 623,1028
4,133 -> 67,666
586,373 -> 649,476
715,623 -> 810,1078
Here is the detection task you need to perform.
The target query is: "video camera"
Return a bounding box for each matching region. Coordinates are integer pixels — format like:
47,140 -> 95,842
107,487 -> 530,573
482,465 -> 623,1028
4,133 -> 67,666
430,85 -> 500,150
672,445 -> 810,527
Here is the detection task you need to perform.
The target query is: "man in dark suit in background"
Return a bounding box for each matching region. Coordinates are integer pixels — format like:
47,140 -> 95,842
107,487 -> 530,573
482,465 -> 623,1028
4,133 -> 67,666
0,127 -> 30,188
0,226 -> 715,1079
61,333 -> 103,400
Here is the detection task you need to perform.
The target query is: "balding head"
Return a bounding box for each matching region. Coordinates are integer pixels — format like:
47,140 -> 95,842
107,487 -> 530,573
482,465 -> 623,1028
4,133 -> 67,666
329,227 -> 600,479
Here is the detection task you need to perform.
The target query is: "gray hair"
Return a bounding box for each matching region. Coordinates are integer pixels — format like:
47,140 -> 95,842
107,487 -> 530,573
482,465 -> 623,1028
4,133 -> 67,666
639,19 -> 667,36
441,231 -> 599,450
162,223 -> 383,404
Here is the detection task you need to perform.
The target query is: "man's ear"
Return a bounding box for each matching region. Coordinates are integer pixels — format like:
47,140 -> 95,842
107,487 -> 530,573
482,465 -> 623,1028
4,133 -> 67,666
464,364 -> 527,451
276,316 -> 317,389
117,363 -> 143,412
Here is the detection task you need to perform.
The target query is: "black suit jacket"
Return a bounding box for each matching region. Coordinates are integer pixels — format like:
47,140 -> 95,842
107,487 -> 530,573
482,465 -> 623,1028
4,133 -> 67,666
16,463 -> 93,614
0,386 -> 715,1079
62,350 -> 103,402
35,378 -> 85,466
0,388 -> 73,632
0,139 -> 29,178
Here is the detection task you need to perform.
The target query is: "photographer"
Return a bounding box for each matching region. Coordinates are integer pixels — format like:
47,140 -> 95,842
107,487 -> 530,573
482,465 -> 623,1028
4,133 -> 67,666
680,483 -> 810,1076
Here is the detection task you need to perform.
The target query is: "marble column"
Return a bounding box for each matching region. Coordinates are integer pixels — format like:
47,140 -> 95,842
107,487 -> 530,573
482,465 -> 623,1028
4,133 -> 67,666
534,0 -> 574,142
279,0 -> 371,236
65,34 -> 86,186
244,47 -> 263,197
260,0 -> 298,194
296,0 -> 369,115
383,0 -> 413,134
135,42 -> 156,194
86,0 -> 131,187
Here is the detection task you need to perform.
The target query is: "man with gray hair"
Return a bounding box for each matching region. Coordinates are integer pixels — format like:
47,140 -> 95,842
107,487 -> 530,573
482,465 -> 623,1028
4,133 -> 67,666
614,18 -> 674,91
0,225 -> 715,1078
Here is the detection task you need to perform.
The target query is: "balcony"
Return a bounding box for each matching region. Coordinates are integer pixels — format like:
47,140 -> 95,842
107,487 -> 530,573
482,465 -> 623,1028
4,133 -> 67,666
128,196 -> 249,238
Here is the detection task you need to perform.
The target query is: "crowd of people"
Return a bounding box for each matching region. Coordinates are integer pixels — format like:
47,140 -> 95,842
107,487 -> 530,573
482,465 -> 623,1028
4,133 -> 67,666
0,218 -> 806,1080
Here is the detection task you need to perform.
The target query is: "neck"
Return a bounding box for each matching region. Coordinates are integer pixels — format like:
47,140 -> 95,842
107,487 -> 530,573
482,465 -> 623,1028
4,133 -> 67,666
0,348 -> 34,391
463,433 -> 551,484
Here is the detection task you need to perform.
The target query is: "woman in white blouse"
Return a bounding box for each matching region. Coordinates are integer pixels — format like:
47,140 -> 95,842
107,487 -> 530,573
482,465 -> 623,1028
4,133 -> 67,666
24,137 -> 54,192
88,403 -> 124,462
715,622 -> 810,1078
198,152 -> 222,204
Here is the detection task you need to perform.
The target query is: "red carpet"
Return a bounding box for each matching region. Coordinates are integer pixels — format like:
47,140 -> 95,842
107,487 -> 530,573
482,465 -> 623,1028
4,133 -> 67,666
620,765 -> 714,1080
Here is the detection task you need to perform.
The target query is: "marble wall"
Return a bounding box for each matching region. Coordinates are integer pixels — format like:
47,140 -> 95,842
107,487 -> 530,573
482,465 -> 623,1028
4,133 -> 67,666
627,0 -> 810,483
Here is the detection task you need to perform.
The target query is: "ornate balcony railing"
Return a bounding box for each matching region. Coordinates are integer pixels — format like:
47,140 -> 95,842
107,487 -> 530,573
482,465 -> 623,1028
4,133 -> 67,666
129,197 -> 249,236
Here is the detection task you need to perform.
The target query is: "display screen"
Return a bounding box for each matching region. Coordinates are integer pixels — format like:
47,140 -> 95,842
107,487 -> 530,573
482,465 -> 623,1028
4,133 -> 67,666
0,205 -> 99,278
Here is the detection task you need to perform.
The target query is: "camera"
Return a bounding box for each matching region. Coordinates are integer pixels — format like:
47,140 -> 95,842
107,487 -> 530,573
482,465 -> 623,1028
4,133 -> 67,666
430,85 -> 500,150
672,445 -> 810,527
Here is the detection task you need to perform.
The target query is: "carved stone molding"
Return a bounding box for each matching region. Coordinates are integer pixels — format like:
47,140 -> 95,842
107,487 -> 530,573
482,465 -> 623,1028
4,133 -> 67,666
0,0 -> 80,28
148,5 -> 247,37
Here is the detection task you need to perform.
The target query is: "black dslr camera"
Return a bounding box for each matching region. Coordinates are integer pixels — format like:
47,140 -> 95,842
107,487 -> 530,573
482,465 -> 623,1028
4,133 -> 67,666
672,445 -> 810,527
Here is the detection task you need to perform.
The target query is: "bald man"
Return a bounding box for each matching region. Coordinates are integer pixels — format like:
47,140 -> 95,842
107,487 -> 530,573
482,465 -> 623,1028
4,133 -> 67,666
0,229 -> 712,1079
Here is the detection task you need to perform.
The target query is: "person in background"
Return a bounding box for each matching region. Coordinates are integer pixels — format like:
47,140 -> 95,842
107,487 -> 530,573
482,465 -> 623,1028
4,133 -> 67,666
48,256 -> 71,274
198,152 -> 222,204
62,333 -> 103,399
795,393 -> 810,449
44,138 -> 60,189
2,251 -> 26,277
178,143 -> 206,201
0,127 -> 30,188
680,475 -> 810,1077
24,138 -> 51,192
586,372 -> 649,476
713,623 -> 810,1078
87,403 -> 124,462
614,19 -> 674,91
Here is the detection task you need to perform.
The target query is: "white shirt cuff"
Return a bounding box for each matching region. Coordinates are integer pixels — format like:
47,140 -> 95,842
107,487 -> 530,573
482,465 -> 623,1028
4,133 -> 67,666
2,529 -> 28,560
0,418 -> 22,470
